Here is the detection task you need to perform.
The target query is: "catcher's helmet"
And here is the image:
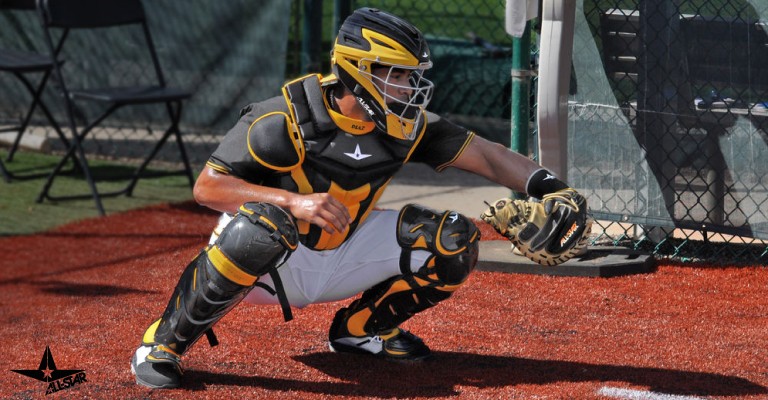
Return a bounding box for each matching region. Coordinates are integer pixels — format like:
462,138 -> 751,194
332,8 -> 434,140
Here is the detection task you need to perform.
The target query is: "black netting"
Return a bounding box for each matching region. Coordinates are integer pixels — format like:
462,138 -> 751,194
578,0 -> 768,262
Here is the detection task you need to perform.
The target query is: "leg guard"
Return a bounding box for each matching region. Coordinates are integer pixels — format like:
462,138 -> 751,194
142,202 -> 298,355
339,204 -> 479,336
396,204 -> 480,285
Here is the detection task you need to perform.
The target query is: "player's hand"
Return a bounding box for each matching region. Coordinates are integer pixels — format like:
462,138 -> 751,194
288,193 -> 351,233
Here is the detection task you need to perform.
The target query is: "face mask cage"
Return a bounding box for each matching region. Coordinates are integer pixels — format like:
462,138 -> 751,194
358,60 -> 434,139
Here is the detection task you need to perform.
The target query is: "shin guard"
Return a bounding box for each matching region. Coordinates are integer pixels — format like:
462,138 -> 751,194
340,269 -> 455,336
142,202 -> 298,355
339,204 -> 479,336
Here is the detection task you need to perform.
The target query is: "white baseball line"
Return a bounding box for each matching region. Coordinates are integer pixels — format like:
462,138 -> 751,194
598,386 -> 706,400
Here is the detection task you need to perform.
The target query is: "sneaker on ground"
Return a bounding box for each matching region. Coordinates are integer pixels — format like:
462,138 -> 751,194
130,344 -> 183,389
328,308 -> 432,360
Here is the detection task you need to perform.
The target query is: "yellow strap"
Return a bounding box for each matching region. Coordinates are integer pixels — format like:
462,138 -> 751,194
142,319 -> 161,345
207,245 -> 258,286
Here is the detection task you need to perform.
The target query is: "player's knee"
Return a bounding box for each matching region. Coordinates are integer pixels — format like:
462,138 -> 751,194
214,202 -> 299,277
397,204 -> 480,285
433,248 -> 478,285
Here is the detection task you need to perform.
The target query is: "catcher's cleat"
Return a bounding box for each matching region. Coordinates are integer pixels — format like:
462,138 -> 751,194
130,345 -> 182,389
328,308 -> 432,361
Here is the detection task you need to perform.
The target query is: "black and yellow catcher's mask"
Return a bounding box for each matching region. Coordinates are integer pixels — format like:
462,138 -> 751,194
331,7 -> 434,140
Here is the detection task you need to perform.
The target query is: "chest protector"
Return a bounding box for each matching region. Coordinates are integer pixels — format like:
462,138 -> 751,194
273,74 -> 426,250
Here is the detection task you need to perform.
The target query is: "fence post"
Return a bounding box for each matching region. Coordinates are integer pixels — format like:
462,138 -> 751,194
333,0 -> 352,39
510,22 -> 532,199
301,0 -> 323,74
536,0 -> 576,181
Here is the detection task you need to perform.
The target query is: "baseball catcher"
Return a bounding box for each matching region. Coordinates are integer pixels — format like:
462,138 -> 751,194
131,7 -> 591,389
481,170 -> 592,265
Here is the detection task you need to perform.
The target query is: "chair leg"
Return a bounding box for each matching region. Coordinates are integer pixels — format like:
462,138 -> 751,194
37,135 -> 106,215
168,101 -> 195,188
34,92 -> 72,152
124,126 -> 175,196
124,100 -> 194,196
7,71 -> 58,162
36,108 -> 113,216
174,127 -> 195,188
0,157 -> 11,183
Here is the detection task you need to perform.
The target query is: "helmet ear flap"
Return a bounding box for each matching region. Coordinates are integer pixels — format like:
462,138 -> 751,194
334,64 -> 388,130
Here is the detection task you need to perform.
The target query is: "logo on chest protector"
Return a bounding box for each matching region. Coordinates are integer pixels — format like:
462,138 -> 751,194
344,144 -> 372,161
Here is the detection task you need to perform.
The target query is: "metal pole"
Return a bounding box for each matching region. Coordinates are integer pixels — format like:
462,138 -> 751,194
510,21 -> 532,199
333,0 -> 352,38
536,0 -> 576,180
301,0 -> 323,74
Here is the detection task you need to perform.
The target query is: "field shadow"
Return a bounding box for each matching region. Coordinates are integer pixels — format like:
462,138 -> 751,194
0,239 -> 201,286
36,280 -> 157,297
181,351 -> 767,398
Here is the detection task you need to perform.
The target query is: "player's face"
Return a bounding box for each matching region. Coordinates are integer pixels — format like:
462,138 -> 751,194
372,67 -> 414,104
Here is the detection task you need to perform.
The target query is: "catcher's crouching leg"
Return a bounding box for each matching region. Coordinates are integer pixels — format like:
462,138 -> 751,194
131,202 -> 298,389
329,204 -> 479,360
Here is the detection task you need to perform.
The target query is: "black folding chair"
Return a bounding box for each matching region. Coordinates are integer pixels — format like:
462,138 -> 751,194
34,0 -> 194,214
0,0 -> 69,182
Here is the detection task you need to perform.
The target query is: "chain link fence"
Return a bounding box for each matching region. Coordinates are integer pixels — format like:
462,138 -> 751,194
576,0 -> 768,262
1,0 -> 766,263
285,0 -> 521,146
0,0 -> 291,165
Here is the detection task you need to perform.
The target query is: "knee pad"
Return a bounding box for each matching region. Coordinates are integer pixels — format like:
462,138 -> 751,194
397,204 -> 480,285
214,202 -> 299,278
339,205 -> 479,335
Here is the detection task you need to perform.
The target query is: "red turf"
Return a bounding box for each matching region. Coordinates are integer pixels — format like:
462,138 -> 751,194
0,201 -> 766,399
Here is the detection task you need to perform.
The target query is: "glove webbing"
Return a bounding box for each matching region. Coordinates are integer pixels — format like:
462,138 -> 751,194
542,192 -> 581,212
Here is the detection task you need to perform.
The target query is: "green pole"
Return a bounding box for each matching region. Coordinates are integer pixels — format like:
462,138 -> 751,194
301,0 -> 323,74
333,0 -> 352,38
510,21 -> 532,199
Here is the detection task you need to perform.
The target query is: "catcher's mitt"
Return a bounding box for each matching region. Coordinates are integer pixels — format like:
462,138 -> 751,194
480,189 -> 592,266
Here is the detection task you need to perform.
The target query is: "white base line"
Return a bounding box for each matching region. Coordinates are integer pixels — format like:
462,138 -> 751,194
598,386 -> 706,400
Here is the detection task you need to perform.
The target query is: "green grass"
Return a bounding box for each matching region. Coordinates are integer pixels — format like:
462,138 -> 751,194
0,150 -> 195,235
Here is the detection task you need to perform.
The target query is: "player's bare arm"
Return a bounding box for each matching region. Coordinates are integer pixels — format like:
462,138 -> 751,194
194,165 -> 351,233
450,134 -> 542,192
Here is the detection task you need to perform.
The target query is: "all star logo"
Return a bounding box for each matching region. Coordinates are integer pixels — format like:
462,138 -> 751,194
544,174 -> 556,181
356,97 -> 376,116
447,212 -> 459,223
11,346 -> 87,395
344,144 -> 372,161
560,222 -> 580,247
